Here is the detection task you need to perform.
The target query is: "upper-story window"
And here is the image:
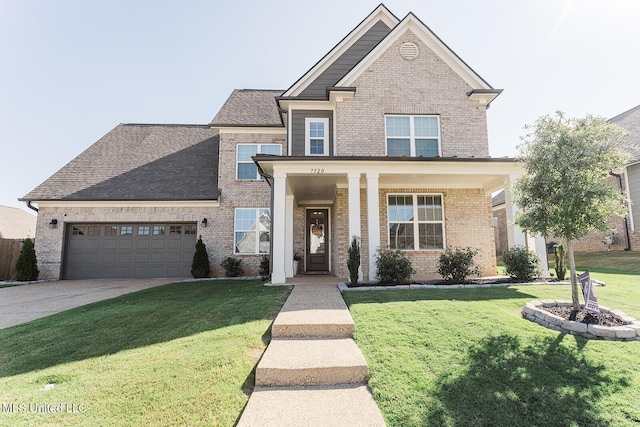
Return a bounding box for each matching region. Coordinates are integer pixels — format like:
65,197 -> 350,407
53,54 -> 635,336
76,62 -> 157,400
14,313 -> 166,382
305,118 -> 329,156
385,115 -> 440,157
237,144 -> 281,180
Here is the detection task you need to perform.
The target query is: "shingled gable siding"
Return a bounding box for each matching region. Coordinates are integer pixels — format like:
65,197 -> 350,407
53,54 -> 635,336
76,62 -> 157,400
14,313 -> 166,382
331,186 -> 497,280
335,29 -> 489,157
299,20 -> 392,99
290,110 -> 334,156
216,131 -> 285,274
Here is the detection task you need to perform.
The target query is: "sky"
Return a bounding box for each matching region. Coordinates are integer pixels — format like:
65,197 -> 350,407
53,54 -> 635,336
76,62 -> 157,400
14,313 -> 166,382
2,0 -> 640,213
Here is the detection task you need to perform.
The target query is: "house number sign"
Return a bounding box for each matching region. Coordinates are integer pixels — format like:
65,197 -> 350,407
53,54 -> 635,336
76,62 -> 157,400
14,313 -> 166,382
310,168 -> 325,174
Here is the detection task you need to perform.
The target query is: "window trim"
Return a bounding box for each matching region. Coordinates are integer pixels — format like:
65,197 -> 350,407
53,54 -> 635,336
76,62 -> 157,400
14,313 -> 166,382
384,115 -> 441,157
236,143 -> 281,180
387,193 -> 446,251
305,118 -> 329,156
234,207 -> 271,254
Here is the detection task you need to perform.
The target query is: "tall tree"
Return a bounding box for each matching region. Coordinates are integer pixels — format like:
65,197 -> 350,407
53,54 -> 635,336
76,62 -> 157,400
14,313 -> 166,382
514,112 -> 628,310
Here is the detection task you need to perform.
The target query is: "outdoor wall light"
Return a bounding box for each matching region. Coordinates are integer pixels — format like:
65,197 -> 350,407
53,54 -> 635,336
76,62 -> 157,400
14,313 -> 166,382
201,218 -> 208,228
49,219 -> 58,229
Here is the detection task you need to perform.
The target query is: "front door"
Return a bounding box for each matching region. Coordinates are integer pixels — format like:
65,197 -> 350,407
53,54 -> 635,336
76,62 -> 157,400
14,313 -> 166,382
306,209 -> 329,272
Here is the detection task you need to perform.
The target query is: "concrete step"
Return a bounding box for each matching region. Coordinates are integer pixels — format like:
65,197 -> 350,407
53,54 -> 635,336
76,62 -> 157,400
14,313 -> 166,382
271,284 -> 355,338
237,384 -> 386,427
255,338 -> 368,386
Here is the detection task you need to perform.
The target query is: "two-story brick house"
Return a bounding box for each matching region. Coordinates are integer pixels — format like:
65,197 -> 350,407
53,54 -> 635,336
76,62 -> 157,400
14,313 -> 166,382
21,5 -> 544,282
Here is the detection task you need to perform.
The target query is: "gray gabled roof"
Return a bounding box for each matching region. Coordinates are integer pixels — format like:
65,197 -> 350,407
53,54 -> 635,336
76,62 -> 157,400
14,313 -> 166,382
21,124 -> 220,201
210,89 -> 284,127
610,104 -> 640,163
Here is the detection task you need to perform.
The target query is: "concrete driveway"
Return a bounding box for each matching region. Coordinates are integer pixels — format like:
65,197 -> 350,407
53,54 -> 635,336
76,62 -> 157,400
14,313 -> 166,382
0,278 -> 179,329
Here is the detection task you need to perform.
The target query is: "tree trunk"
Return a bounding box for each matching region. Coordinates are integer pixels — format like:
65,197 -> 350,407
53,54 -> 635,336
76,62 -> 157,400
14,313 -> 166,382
566,239 -> 580,311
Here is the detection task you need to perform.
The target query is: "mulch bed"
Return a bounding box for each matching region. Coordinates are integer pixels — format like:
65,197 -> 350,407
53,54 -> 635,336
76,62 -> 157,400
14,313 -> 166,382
542,306 -> 631,327
347,277 -> 557,288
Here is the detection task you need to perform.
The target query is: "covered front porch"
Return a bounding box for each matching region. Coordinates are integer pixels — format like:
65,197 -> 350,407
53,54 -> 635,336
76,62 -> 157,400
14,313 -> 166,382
255,156 -> 548,284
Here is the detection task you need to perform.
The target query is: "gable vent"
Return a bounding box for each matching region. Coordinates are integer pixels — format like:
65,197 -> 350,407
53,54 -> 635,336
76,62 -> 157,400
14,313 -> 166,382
400,42 -> 419,61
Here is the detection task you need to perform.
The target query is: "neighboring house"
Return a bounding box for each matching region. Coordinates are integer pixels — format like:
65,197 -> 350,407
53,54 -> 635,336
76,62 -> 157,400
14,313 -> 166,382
572,104 -> 640,252
0,206 -> 36,239
21,5 -> 544,282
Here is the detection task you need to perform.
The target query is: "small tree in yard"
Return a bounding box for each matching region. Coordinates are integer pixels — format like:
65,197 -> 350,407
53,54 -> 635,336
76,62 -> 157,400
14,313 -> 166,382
514,112 -> 628,310
191,236 -> 210,278
347,235 -> 360,285
16,238 -> 39,281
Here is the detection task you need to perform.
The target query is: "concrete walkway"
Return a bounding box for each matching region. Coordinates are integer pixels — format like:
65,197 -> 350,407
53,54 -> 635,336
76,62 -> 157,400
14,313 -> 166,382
0,278 -> 175,329
238,283 -> 386,426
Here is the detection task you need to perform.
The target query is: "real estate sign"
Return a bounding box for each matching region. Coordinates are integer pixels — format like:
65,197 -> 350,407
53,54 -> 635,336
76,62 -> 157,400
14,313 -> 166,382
578,271 -> 599,314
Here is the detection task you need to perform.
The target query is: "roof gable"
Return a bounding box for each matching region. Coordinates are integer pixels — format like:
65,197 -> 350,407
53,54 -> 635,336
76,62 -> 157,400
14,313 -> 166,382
211,89 -> 284,127
337,13 -> 496,94
282,4 -> 399,97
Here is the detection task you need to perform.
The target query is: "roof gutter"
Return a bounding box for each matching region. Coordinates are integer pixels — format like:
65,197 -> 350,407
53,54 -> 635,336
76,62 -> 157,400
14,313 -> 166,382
25,200 -> 38,213
610,171 -> 631,251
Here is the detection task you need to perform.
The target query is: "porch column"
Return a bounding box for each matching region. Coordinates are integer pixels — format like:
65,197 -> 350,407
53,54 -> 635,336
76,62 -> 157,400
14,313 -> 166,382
348,171 -> 363,281
272,171 -> 287,284
366,172 -> 380,281
285,195 -> 294,278
504,175 -> 550,278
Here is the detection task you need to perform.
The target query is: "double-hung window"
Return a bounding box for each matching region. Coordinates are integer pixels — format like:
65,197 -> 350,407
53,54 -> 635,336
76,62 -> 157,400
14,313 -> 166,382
234,208 -> 271,254
388,194 -> 445,250
385,115 -> 440,157
305,118 -> 329,156
237,144 -> 281,180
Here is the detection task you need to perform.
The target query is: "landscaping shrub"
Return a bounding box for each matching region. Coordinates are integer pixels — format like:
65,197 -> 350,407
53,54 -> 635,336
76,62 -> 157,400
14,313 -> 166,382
221,257 -> 243,277
15,237 -> 39,281
259,255 -> 270,278
375,249 -> 415,285
191,236 -> 210,278
347,235 -> 361,285
503,246 -> 539,281
437,247 -> 482,283
554,244 -> 567,280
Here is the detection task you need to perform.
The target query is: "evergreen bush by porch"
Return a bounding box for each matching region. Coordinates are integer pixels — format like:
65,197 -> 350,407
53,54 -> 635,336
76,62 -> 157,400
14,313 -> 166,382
221,257 -> 243,277
437,247 -> 482,283
554,244 -> 567,280
15,237 -> 39,281
375,249 -> 415,285
347,235 -> 361,285
259,255 -> 270,278
191,236 -> 210,278
502,246 -> 539,281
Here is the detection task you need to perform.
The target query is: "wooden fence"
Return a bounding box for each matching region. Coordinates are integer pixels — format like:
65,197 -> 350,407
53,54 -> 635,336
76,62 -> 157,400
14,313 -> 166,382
0,239 -> 23,281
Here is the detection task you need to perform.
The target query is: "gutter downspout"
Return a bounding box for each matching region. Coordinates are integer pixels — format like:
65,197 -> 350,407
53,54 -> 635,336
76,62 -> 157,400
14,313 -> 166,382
256,160 -> 275,273
610,171 -> 631,251
26,201 -> 39,213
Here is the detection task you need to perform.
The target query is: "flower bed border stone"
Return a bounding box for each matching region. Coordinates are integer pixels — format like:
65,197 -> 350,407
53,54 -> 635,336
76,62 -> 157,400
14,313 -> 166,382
522,300 -> 640,341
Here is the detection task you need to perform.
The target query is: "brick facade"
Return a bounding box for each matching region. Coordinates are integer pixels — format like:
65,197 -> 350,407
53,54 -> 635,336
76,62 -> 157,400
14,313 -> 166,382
336,29 -> 489,158
330,187 -> 497,280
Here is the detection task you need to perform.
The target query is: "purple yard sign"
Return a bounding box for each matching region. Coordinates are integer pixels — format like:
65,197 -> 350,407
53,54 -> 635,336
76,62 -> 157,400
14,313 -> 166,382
578,271 -> 600,314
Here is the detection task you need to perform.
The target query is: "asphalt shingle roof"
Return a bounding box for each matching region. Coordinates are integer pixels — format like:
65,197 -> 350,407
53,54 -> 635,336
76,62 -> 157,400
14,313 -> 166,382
210,89 -> 284,127
21,124 -> 220,201
610,104 -> 640,163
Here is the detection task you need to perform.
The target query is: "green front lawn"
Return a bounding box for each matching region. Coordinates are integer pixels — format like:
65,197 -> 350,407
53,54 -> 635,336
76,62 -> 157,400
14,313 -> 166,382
345,253 -> 640,426
0,280 -> 291,426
